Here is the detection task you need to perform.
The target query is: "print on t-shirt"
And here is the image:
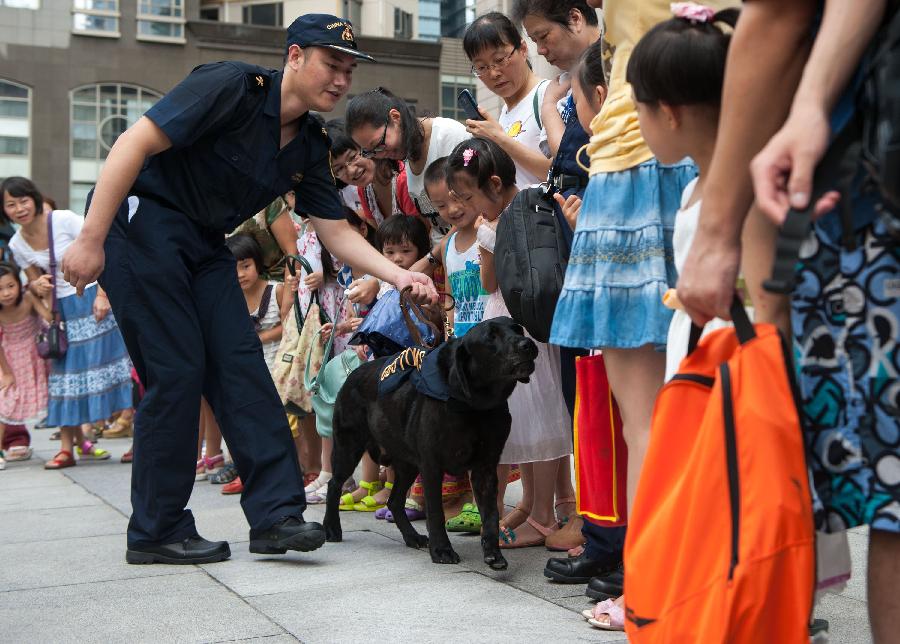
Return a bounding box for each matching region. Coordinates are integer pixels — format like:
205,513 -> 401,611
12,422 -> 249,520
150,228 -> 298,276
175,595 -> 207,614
448,260 -> 488,336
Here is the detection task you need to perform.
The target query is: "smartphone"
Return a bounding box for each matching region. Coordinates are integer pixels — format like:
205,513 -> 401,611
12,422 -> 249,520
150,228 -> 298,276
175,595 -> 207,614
457,89 -> 484,121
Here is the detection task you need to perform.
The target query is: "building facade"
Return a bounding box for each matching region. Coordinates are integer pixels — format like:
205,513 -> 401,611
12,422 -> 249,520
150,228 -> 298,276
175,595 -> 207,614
0,0 -> 440,212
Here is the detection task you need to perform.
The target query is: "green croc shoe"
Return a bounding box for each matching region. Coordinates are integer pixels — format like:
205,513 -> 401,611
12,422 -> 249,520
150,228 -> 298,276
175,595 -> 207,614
446,502 -> 481,533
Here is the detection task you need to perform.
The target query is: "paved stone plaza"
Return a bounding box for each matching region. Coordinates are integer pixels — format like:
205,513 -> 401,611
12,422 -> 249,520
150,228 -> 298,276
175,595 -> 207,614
0,429 -> 873,643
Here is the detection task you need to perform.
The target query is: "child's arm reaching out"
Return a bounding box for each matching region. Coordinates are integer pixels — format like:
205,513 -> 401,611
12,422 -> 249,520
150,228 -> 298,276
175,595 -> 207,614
25,291 -> 53,323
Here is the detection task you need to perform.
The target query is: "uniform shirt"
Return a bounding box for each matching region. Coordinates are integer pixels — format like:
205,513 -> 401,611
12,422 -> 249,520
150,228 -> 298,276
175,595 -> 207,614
134,61 -> 344,232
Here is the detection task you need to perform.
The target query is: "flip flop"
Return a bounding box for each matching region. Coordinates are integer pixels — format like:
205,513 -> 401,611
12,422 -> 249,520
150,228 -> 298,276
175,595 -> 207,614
587,603 -> 625,631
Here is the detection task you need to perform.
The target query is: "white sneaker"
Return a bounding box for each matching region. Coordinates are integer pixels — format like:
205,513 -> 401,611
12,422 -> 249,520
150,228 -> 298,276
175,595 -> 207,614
0,452 -> 6,470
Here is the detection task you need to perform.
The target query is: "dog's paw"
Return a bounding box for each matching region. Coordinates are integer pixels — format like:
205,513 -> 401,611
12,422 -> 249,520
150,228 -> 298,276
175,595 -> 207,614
324,523 -> 343,543
403,532 -> 429,549
430,545 -> 461,565
484,552 -> 508,570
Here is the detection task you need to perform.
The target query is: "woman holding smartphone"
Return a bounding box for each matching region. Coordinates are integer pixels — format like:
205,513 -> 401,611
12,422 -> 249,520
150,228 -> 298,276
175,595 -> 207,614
461,13 -> 553,188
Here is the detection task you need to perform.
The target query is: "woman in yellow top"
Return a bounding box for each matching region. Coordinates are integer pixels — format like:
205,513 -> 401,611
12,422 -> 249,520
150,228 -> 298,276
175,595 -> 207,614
548,0 -> 732,580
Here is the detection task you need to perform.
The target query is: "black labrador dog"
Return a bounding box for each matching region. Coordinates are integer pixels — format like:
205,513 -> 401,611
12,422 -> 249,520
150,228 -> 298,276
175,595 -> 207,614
323,317 -> 538,570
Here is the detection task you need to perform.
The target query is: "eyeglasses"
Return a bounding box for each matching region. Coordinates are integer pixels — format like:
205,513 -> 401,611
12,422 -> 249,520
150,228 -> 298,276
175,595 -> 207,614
332,150 -> 362,178
360,125 -> 388,159
471,49 -> 517,78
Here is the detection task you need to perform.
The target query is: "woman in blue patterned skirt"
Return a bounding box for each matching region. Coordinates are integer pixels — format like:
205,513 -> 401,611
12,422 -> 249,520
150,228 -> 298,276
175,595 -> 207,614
3,177 -> 133,469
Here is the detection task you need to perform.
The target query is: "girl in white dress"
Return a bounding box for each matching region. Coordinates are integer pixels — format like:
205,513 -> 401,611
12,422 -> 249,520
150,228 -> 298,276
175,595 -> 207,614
446,138 -> 574,549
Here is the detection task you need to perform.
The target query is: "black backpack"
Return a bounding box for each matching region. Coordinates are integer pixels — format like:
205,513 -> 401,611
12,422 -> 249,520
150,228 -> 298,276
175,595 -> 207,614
494,186 -> 569,342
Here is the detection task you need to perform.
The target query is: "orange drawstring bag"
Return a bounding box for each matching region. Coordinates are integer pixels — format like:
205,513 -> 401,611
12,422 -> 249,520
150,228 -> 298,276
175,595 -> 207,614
624,300 -> 815,643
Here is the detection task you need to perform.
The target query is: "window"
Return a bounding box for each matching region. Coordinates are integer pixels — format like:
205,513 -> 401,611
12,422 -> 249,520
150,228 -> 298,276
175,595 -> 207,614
137,0 -> 185,43
72,0 -> 120,37
69,83 -> 161,214
199,4 -> 219,20
0,0 -> 40,8
341,0 -> 361,28
242,2 -> 282,27
0,80 -> 31,181
440,75 -> 476,123
394,7 -> 412,39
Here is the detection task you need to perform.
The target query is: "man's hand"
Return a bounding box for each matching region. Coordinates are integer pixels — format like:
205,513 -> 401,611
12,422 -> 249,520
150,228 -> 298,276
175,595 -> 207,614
677,229 -> 741,326
750,105 -> 840,225
0,373 -> 15,390
30,274 -> 53,298
62,236 -> 105,296
93,293 -> 111,322
395,270 -> 438,304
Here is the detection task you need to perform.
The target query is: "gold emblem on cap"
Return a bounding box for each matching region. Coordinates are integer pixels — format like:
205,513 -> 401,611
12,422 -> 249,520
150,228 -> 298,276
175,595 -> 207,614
341,26 -> 354,42
255,75 -> 264,87
292,172 -> 304,183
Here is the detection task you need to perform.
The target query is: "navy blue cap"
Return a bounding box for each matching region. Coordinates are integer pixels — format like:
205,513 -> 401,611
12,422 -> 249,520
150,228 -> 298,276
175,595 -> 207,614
286,14 -> 375,62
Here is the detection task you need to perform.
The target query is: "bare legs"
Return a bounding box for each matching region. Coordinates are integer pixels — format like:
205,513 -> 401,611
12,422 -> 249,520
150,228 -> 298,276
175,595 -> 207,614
869,529 -> 900,644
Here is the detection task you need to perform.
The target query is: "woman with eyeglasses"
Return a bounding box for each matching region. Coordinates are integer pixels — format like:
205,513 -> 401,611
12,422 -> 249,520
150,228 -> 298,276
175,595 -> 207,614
345,87 -> 468,241
461,13 -> 553,189
325,120 -> 418,227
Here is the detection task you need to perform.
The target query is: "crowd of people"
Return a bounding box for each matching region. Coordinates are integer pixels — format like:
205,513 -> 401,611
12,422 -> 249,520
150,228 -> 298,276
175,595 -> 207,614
1,0 -> 897,639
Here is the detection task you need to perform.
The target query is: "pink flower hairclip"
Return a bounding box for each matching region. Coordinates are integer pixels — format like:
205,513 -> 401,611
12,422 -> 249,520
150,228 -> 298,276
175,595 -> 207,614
462,148 -> 477,167
670,2 -> 715,23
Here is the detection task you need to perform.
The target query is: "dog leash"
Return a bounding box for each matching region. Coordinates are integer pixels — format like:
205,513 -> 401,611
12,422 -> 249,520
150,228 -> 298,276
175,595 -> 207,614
398,286 -> 454,349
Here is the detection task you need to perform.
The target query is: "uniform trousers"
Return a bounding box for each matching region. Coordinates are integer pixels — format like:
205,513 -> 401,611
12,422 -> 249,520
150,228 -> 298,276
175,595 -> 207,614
97,194 -> 306,547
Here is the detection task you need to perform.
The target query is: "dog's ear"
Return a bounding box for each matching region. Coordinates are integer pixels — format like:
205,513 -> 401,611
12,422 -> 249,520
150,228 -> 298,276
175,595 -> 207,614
447,342 -> 472,401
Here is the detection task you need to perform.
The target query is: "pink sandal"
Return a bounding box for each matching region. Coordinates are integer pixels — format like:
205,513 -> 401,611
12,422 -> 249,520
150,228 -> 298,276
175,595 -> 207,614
587,602 -> 625,631
582,598 -> 616,620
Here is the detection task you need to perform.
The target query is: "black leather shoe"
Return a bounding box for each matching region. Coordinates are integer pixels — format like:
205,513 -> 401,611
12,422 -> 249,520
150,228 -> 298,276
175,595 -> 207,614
249,516 -> 326,554
543,552 -> 620,584
126,536 -> 230,565
586,566 -> 624,600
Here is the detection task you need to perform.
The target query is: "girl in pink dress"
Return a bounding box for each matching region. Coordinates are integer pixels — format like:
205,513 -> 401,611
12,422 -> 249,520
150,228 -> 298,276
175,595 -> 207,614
0,263 -> 51,469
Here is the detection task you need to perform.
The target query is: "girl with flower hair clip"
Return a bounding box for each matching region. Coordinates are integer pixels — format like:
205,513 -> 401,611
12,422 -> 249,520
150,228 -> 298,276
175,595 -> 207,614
446,136 -> 575,550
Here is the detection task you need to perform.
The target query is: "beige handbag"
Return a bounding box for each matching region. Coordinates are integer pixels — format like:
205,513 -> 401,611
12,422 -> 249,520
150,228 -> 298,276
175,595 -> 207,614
273,255 -> 329,414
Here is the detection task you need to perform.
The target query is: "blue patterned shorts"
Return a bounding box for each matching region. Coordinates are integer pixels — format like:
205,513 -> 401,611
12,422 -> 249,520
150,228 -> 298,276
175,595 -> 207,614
793,216 -> 900,534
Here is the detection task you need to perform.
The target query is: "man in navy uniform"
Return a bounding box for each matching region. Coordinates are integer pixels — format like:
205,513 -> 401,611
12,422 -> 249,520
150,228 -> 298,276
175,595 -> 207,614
61,14 -> 436,565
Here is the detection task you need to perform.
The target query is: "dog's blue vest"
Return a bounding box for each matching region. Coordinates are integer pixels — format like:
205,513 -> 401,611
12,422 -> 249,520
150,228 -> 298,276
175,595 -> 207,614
378,344 -> 451,401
